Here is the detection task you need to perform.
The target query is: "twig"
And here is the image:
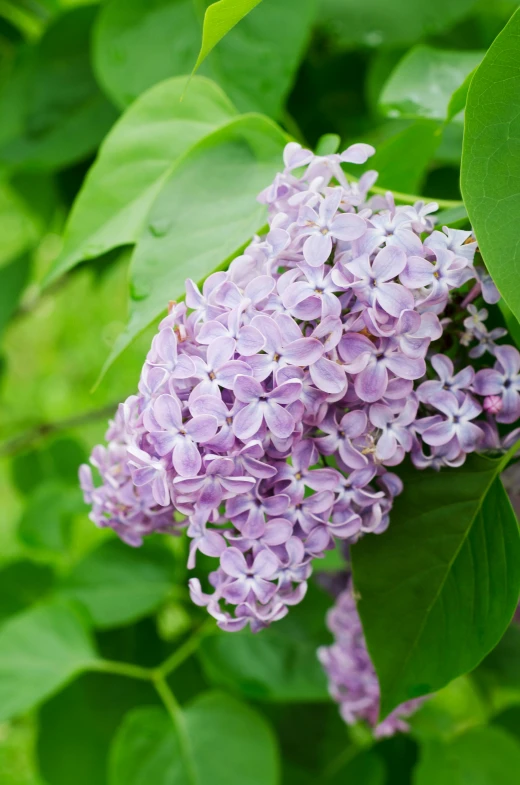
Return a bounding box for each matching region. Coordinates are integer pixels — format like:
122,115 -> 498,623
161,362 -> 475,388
0,402 -> 119,457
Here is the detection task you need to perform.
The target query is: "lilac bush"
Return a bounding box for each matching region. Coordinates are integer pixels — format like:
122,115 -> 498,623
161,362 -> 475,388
80,141 -> 520,735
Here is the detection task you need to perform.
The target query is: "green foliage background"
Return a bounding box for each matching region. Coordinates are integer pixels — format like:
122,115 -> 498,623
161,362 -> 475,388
1,1 -> 520,783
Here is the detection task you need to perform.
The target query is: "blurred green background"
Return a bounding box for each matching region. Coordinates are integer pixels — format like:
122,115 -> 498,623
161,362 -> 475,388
1,1 -> 520,783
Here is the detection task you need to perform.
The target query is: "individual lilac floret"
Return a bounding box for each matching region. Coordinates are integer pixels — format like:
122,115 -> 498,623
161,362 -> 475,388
318,583 -> 426,736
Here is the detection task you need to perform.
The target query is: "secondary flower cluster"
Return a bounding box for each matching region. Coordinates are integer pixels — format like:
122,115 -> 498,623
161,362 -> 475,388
81,141 -> 520,639
318,581 -> 426,736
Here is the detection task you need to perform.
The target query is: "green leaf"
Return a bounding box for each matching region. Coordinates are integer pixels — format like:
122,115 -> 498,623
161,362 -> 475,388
101,112 -> 287,375
357,120 -> 442,193
327,750 -> 385,785
462,9 -> 520,323
352,451 -> 520,718
44,76 -> 237,285
18,481 -> 83,553
499,299 -> 520,350
37,672 -> 158,785
193,0 -> 263,74
0,180 -> 40,267
60,539 -> 176,628
379,46 -> 484,121
0,7 -> 117,171
0,561 -> 54,624
414,726 -> 520,785
198,583 -> 330,701
446,69 -> 476,123
94,0 -> 314,116
109,692 -> 280,785
0,253 -> 30,338
319,0 -> 479,49
0,601 -> 97,722
409,675 -> 489,741
474,624 -> 520,713
11,436 -> 87,496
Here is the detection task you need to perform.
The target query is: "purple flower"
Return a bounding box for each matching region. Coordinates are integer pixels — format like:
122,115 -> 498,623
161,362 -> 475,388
174,456 -> 255,509
369,399 -> 417,461
342,245 -> 413,318
127,446 -> 171,507
192,336 -> 252,396
282,263 -> 341,319
339,334 -> 425,403
246,314 -> 323,380
315,409 -> 368,468
220,547 -> 279,604
297,189 -> 366,266
318,583 -> 427,736
417,355 -> 474,404
145,394 -> 218,478
474,346 -> 520,424
233,375 -> 302,440
421,391 -> 483,452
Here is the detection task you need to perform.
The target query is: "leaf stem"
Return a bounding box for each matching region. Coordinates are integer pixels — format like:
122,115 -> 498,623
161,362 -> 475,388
88,659 -> 152,681
153,674 -> 197,785
154,617 -> 216,680
348,173 -> 464,209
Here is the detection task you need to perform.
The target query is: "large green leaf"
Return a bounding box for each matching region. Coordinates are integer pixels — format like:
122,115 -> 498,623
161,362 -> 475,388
0,7 -> 117,171
352,451 -> 520,718
380,46 -> 484,121
414,726 -> 520,785
198,583 -> 330,701
101,112 -> 288,374
352,120 -> 442,193
193,0 -> 263,73
94,0 -> 312,116
45,76 -> 237,284
109,692 -> 280,785
37,672 -> 158,785
0,602 -> 98,721
461,8 -> 520,322
319,0 -> 479,49
60,539 -> 176,628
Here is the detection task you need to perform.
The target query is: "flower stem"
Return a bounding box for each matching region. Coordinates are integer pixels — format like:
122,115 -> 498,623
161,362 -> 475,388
153,674 -> 197,785
154,618 -> 216,680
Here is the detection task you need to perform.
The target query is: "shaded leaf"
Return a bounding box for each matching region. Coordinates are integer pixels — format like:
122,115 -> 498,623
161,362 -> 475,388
319,0 -> 479,49
461,8 -> 520,322
0,7 -> 117,171
109,692 -> 280,785
359,120 -> 442,193
0,252 -> 30,337
44,76 -> 237,284
0,601 -> 97,722
380,46 -> 483,121
352,451 -> 520,718
37,672 -> 158,785
94,0 -> 314,116
193,0 -> 263,74
414,726 -> 520,785
198,582 -> 330,701
100,112 -> 287,375
60,539 -> 176,628
18,481 -> 83,553
0,561 -> 54,624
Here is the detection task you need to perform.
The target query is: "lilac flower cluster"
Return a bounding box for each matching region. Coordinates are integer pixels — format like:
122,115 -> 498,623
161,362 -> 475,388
81,140 -> 520,638
318,582 -> 426,736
